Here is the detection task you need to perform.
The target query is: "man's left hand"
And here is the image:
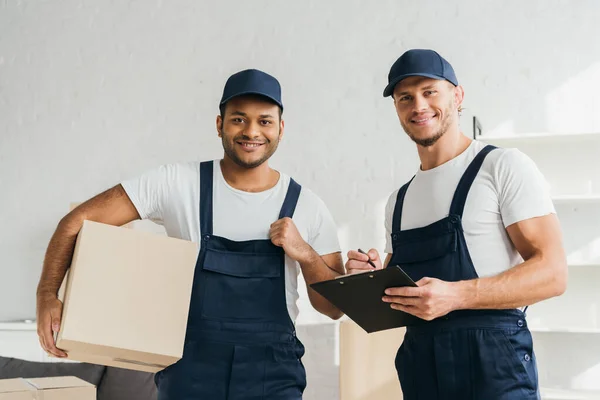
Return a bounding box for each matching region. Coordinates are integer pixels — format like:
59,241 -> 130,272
270,217 -> 312,263
382,277 -> 462,321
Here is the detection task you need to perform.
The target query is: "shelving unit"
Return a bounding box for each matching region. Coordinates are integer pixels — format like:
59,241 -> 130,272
540,387 -> 600,400
568,263 -> 600,268
0,321 -> 70,364
477,127 -> 600,399
552,195 -> 600,205
477,131 -> 600,146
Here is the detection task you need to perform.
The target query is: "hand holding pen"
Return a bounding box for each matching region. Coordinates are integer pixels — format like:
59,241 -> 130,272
345,248 -> 383,274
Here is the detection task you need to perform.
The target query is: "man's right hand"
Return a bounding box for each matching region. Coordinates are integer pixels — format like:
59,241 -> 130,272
36,295 -> 67,358
346,249 -> 383,274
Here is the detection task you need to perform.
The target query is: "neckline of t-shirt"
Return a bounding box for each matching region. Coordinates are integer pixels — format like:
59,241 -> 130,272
415,140 -> 479,177
214,160 -> 285,196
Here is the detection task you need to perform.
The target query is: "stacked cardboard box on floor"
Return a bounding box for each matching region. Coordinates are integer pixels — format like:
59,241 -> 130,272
0,376 -> 95,399
339,319 -> 406,400
55,220 -> 198,373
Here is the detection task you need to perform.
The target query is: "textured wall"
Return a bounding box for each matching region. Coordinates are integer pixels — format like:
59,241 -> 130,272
2,1 -> 600,398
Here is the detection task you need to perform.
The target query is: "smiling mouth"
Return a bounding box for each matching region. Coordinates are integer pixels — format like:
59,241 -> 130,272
236,141 -> 265,149
411,115 -> 437,125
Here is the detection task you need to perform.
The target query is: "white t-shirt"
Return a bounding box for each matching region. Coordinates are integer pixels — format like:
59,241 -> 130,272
121,160 -> 341,322
384,140 -> 556,278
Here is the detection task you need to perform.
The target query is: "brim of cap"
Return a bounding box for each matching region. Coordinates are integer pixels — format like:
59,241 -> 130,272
382,73 -> 449,97
219,91 -> 283,110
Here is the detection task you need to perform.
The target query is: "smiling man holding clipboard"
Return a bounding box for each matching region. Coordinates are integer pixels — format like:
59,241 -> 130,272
342,49 -> 568,400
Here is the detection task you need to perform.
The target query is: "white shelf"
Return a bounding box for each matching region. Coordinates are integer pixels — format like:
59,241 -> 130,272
0,321 -> 36,331
552,195 -> 600,205
541,387 -> 600,400
479,132 -> 600,146
568,263 -> 600,268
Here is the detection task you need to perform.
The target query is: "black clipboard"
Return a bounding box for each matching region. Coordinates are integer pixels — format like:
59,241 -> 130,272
310,265 -> 425,333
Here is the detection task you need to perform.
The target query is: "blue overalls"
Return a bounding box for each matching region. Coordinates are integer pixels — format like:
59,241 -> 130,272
155,161 -> 306,400
389,145 -> 541,400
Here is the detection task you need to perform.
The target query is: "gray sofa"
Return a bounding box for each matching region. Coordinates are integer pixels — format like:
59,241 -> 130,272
0,356 -> 157,399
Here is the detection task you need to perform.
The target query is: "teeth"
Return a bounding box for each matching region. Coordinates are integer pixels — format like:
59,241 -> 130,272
240,143 -> 261,147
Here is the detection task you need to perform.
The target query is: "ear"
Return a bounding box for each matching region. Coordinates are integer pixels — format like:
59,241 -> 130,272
216,115 -> 223,137
279,119 -> 285,141
454,85 -> 465,111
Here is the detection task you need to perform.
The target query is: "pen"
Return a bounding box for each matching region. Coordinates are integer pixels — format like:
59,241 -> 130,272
357,248 -> 377,269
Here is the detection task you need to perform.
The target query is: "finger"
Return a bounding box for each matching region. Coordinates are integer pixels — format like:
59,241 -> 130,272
47,310 -> 67,357
346,250 -> 369,262
345,259 -> 373,271
382,295 -> 420,306
385,286 -> 422,297
272,217 -> 291,228
389,302 -> 420,316
270,234 -> 283,247
367,248 -> 380,262
51,313 -> 61,334
41,324 -> 65,357
39,334 -> 47,353
270,223 -> 286,236
270,220 -> 283,229
46,329 -> 67,358
415,277 -> 434,286
269,225 -> 283,239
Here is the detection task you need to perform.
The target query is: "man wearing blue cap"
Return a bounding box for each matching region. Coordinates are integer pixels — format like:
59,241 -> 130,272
346,49 -> 567,399
36,69 -> 345,399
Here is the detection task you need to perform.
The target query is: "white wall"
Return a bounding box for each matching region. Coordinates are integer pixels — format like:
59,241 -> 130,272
2,1 -> 600,398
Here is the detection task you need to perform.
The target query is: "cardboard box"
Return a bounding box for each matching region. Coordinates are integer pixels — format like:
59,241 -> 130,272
56,220 -> 198,373
339,319 -> 406,400
0,376 -> 95,399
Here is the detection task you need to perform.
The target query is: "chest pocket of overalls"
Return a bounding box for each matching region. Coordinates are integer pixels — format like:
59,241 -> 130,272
201,249 -> 283,321
391,229 -> 459,282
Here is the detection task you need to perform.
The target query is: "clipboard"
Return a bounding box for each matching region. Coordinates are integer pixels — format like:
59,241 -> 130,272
310,265 -> 425,333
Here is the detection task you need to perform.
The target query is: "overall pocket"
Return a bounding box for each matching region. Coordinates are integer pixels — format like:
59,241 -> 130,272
201,249 -> 282,321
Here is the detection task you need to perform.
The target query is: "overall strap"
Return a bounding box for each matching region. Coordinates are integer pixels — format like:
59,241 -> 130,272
392,176 -> 415,231
199,161 -> 214,236
278,178 -> 302,219
449,145 -> 497,218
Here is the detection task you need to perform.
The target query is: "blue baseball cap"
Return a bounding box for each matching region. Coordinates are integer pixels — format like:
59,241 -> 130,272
220,69 -> 283,111
383,49 -> 458,97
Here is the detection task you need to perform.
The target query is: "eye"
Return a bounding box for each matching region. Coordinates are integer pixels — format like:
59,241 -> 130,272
399,96 -> 411,102
424,90 -> 437,96
260,120 -> 273,126
231,117 -> 244,123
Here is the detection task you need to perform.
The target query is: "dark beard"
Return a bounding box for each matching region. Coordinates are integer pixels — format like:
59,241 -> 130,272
221,129 -> 280,169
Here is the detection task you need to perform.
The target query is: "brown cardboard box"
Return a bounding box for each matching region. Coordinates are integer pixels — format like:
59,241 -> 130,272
55,220 -> 198,373
339,319 -> 406,400
0,376 -> 95,399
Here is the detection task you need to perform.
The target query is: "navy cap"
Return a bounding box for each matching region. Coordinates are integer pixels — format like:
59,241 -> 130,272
383,49 -> 458,97
220,69 -> 283,110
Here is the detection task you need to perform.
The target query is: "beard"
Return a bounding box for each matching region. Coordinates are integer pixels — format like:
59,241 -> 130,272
221,128 -> 280,169
402,99 -> 456,148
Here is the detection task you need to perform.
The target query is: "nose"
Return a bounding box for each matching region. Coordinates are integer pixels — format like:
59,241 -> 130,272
248,121 -> 261,138
242,121 -> 262,139
413,94 -> 429,113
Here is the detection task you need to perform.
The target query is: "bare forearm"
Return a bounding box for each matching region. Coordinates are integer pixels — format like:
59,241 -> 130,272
299,250 -> 341,285
298,248 -> 344,319
37,185 -> 140,299
36,217 -> 82,298
456,255 -> 567,310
